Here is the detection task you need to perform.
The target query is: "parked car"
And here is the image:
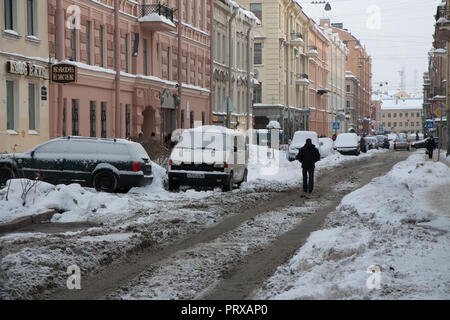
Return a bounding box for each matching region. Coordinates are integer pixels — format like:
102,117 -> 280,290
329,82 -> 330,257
366,136 -> 378,150
393,137 -> 410,151
168,126 -> 248,191
319,137 -> 334,158
0,137 -> 153,192
411,137 -> 440,149
387,133 -> 398,149
375,135 -> 390,149
334,133 -> 360,155
287,131 -> 320,161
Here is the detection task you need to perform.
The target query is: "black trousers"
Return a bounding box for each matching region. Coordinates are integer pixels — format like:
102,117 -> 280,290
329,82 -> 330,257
427,148 -> 434,159
302,167 -> 315,192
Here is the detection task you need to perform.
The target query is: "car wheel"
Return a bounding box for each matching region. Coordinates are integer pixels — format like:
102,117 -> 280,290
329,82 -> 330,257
222,174 -> 234,192
0,166 -> 15,187
93,171 -> 117,193
168,179 -> 179,191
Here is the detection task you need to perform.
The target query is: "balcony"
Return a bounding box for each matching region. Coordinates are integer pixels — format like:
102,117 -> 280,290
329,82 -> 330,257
290,33 -> 304,46
435,5 -> 450,41
306,46 -> 318,58
296,73 -> 309,86
138,3 -> 176,32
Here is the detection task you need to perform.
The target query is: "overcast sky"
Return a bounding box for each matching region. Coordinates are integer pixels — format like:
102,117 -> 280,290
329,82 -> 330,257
300,0 -> 441,95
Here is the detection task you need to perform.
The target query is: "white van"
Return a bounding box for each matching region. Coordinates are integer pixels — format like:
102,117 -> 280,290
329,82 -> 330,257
168,126 -> 248,191
287,131 -> 320,161
334,133 -> 360,155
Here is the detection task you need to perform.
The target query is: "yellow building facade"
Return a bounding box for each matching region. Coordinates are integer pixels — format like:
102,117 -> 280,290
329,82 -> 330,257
0,0 -> 50,153
239,0 -> 311,140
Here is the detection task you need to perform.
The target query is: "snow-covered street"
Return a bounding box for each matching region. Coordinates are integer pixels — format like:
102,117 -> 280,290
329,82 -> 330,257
1,148 -> 449,300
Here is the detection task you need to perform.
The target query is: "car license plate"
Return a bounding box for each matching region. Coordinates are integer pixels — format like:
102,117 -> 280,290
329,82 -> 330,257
187,173 -> 205,179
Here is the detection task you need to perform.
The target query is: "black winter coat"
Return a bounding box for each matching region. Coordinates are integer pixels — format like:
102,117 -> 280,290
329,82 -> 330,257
426,138 -> 436,150
296,143 -> 321,169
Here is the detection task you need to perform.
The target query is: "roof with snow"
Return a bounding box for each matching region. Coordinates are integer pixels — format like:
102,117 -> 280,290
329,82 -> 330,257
380,98 -> 423,110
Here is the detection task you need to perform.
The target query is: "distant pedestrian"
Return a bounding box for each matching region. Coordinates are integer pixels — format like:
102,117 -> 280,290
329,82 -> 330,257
416,132 -> 419,141
426,135 -> 436,159
332,134 -> 337,141
296,138 -> 321,193
360,134 -> 367,153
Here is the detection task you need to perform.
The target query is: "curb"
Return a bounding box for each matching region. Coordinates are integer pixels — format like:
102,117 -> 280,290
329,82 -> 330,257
0,210 -> 59,234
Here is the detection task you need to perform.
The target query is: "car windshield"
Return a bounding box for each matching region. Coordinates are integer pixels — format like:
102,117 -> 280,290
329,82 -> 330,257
175,131 -> 231,151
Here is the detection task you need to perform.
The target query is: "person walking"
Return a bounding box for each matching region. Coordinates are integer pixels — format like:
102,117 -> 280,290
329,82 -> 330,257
426,135 -> 436,159
296,138 -> 321,193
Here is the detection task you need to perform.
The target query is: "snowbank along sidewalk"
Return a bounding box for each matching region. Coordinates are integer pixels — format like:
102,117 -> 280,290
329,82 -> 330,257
255,152 -> 450,299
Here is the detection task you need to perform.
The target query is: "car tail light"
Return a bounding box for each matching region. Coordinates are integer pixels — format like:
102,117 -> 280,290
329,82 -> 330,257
132,162 -> 142,172
169,160 -> 173,166
224,162 -> 228,168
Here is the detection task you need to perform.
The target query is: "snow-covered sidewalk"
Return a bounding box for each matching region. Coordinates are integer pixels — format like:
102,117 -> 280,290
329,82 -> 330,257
255,152 -> 450,299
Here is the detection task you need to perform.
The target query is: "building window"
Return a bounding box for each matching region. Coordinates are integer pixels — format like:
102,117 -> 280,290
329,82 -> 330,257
393,113 -> 396,118
405,112 -> 408,118
71,28 -> 77,61
62,98 -> 67,136
72,99 -> 79,136
416,112 -> 420,118
190,111 -> 194,128
254,43 -> 262,65
101,102 -> 107,138
416,122 -> 420,127
90,101 -> 96,137
346,100 -> 350,109
388,122 -> 391,127
193,0 -> 198,27
253,82 -> 262,103
382,113 -> 385,118
126,104 -> 131,138
250,3 -> 262,22
100,25 -> 105,67
411,122 -> 415,127
6,80 -> 15,130
181,110 -> 185,129
125,33 -> 130,73
26,0 -> 37,36
393,122 -> 397,127
388,113 -> 391,118
399,112 -> 402,118
86,21 -> 92,65
28,83 -> 37,130
168,46 -> 172,80
346,85 -> 350,93
399,122 -> 402,127
143,38 -> 148,76
4,0 -> 17,31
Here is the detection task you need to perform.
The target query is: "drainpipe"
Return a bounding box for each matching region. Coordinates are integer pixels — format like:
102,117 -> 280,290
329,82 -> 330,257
210,0 -> 214,125
114,0 -> 121,138
446,40 -> 450,156
227,6 -> 239,128
178,0 -> 182,128
246,19 -> 256,131
56,0 -> 64,137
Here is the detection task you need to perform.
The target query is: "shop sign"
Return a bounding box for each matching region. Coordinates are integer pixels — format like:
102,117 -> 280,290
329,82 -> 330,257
7,60 -> 48,78
51,63 -> 77,83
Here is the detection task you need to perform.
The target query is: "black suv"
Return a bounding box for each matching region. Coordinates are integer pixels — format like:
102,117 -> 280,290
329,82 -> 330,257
0,137 -> 153,193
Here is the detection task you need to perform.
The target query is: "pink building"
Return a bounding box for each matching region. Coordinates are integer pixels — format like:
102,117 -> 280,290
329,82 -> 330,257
48,0 -> 212,142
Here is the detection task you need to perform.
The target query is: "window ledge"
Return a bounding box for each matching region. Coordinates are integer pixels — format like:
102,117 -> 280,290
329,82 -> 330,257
2,29 -> 21,39
5,130 -> 19,135
28,130 -> 40,135
25,35 -> 41,44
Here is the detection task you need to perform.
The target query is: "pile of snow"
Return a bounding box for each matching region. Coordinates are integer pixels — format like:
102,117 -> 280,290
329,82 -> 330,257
255,152 -> 450,299
0,162 -> 167,224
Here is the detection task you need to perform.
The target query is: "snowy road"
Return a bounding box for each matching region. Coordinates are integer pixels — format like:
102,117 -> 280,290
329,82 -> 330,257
0,150 -> 407,300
